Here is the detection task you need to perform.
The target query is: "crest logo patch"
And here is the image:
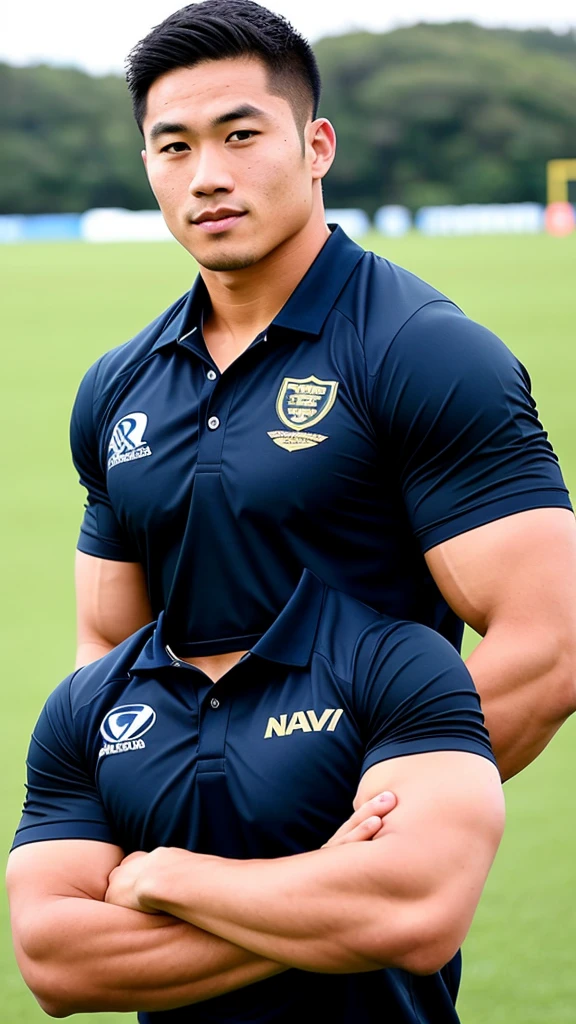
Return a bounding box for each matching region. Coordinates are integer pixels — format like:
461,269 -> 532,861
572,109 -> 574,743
269,376 -> 338,452
275,376 -> 339,431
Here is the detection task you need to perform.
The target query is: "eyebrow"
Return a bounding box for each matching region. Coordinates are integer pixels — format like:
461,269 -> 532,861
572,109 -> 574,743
148,104 -> 268,142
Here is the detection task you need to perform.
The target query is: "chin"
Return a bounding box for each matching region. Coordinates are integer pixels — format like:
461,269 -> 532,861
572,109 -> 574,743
193,248 -> 262,272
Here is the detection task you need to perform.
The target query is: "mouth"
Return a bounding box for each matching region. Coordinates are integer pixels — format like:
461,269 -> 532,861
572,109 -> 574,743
192,210 -> 248,234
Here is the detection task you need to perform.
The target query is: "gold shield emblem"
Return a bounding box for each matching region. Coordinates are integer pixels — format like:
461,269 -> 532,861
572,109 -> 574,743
275,376 -> 339,432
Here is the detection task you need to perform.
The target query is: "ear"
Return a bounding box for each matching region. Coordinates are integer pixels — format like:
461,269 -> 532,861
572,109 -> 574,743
141,150 -> 148,170
307,118 -> 336,181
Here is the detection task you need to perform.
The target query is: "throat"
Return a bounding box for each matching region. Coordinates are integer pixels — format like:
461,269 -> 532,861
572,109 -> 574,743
202,318 -> 268,373
180,650 -> 249,683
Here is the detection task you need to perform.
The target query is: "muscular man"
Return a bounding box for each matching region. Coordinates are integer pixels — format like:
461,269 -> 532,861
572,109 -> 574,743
8,572 -> 504,1022
71,0 -> 576,781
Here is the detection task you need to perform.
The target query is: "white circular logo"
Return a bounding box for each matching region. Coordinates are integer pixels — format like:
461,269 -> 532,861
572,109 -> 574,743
108,412 -> 148,456
100,704 -> 156,744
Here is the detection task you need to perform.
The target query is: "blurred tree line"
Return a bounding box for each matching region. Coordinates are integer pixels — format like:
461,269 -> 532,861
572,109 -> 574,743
2,21 -> 576,215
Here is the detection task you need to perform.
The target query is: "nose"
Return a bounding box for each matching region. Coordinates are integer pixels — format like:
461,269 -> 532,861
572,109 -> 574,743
189,143 -> 235,197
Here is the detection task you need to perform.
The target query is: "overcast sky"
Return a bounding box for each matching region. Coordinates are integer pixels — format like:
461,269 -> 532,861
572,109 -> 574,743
2,0 -> 574,75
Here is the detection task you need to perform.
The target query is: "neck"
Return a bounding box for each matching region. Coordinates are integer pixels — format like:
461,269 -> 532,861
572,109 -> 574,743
200,209 -> 330,365
182,650 -> 248,683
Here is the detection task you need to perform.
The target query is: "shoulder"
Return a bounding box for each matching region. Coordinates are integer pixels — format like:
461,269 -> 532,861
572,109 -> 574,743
313,586 -> 475,698
336,250 -> 457,356
312,586 -> 426,680
339,252 -> 518,384
64,623 -> 156,722
353,616 -> 470,686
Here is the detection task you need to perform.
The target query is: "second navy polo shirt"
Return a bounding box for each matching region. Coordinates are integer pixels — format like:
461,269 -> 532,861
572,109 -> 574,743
14,570 -> 496,1024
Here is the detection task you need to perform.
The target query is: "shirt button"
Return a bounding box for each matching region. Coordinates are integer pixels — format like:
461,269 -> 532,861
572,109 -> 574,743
206,370 -> 217,381
210,697 -> 220,709
207,416 -> 220,430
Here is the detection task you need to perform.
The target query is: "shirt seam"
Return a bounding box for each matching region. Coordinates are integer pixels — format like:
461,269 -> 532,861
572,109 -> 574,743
331,308 -> 373,430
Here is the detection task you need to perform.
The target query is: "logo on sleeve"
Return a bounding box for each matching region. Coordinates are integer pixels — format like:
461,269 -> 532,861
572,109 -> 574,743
268,376 -> 338,452
107,412 -> 152,470
99,703 -> 156,757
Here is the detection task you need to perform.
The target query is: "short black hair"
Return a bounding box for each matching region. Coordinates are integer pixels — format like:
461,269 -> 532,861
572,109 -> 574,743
126,0 -> 321,135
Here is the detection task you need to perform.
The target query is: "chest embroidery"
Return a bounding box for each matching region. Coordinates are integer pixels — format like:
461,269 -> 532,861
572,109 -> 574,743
108,412 -> 152,470
268,375 -> 339,452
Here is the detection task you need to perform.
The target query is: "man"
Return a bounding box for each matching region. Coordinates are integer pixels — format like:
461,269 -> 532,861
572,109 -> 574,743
8,571 -> 504,1022
71,0 -> 576,784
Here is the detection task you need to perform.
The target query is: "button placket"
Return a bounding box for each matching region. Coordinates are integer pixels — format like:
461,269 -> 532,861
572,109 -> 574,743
197,373 -> 239,468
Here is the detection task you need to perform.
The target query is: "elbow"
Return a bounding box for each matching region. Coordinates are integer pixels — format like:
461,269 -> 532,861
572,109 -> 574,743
392,937 -> 461,977
365,907 -> 466,977
14,941 -> 87,1018
17,965 -> 77,1019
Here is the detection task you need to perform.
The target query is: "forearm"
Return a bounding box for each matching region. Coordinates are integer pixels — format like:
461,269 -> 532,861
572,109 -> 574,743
466,622 -> 576,781
137,844 -> 433,974
16,896 -> 283,1016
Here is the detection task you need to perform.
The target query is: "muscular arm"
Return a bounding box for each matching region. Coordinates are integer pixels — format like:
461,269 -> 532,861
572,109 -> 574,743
426,508 -> 576,781
75,551 -> 152,667
8,798 -> 395,1017
7,840 -> 284,1017
107,751 -> 504,976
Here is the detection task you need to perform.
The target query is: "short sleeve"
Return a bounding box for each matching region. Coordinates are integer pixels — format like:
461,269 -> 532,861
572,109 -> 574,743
371,301 -> 571,552
70,359 -> 138,561
353,620 -> 497,777
11,676 -> 117,850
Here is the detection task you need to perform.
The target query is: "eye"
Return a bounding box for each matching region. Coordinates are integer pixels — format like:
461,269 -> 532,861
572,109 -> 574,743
160,141 -> 190,154
226,129 -> 259,143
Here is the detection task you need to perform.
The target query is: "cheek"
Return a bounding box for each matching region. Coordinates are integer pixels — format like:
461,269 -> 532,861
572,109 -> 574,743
257,155 -> 310,211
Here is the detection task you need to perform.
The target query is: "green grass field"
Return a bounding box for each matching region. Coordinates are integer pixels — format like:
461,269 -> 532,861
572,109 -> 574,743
1,231 -> 575,1023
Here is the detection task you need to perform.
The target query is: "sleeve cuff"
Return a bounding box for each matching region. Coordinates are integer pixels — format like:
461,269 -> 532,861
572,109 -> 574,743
77,533 -> 139,562
361,738 -> 497,778
11,821 -> 117,851
416,490 -> 573,553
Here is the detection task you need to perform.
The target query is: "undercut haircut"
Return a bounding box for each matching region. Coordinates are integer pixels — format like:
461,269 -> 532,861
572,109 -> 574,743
126,0 -> 321,136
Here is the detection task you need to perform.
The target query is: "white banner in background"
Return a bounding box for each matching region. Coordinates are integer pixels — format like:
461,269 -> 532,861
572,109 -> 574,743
416,203 -> 544,236
325,208 -> 370,238
81,208 -> 173,242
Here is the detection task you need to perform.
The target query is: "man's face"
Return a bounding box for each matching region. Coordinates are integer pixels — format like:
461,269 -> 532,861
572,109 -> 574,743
142,57 -> 328,271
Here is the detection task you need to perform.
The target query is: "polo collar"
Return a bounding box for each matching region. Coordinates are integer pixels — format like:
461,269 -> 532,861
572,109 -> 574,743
251,569 -> 326,667
150,225 -> 365,353
130,612 -> 174,673
150,276 -> 208,353
271,226 -> 365,336
130,570 -> 326,674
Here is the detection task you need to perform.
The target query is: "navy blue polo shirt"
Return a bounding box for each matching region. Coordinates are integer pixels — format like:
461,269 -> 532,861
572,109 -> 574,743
14,571 -> 496,1024
71,226 -> 570,653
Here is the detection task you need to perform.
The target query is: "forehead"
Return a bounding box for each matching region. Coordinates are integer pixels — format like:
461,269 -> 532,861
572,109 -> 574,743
143,57 -> 290,134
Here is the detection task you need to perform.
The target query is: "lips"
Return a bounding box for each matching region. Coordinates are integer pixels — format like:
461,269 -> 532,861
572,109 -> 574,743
192,209 -> 247,234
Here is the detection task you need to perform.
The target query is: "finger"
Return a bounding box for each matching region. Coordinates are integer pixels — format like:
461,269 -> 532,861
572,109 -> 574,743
328,791 -> 397,843
323,815 -> 384,848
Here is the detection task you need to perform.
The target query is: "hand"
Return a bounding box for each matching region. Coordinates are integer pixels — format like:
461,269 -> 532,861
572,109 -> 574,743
323,791 -> 397,848
105,850 -> 157,913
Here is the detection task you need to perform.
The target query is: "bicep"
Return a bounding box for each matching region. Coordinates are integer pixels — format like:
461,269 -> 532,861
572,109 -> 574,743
75,551 -> 152,663
425,507 -> 576,635
355,750 -> 504,910
7,840 -> 123,949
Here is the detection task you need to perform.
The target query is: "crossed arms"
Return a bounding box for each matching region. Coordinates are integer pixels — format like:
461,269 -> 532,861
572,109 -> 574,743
7,751 -> 503,1017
